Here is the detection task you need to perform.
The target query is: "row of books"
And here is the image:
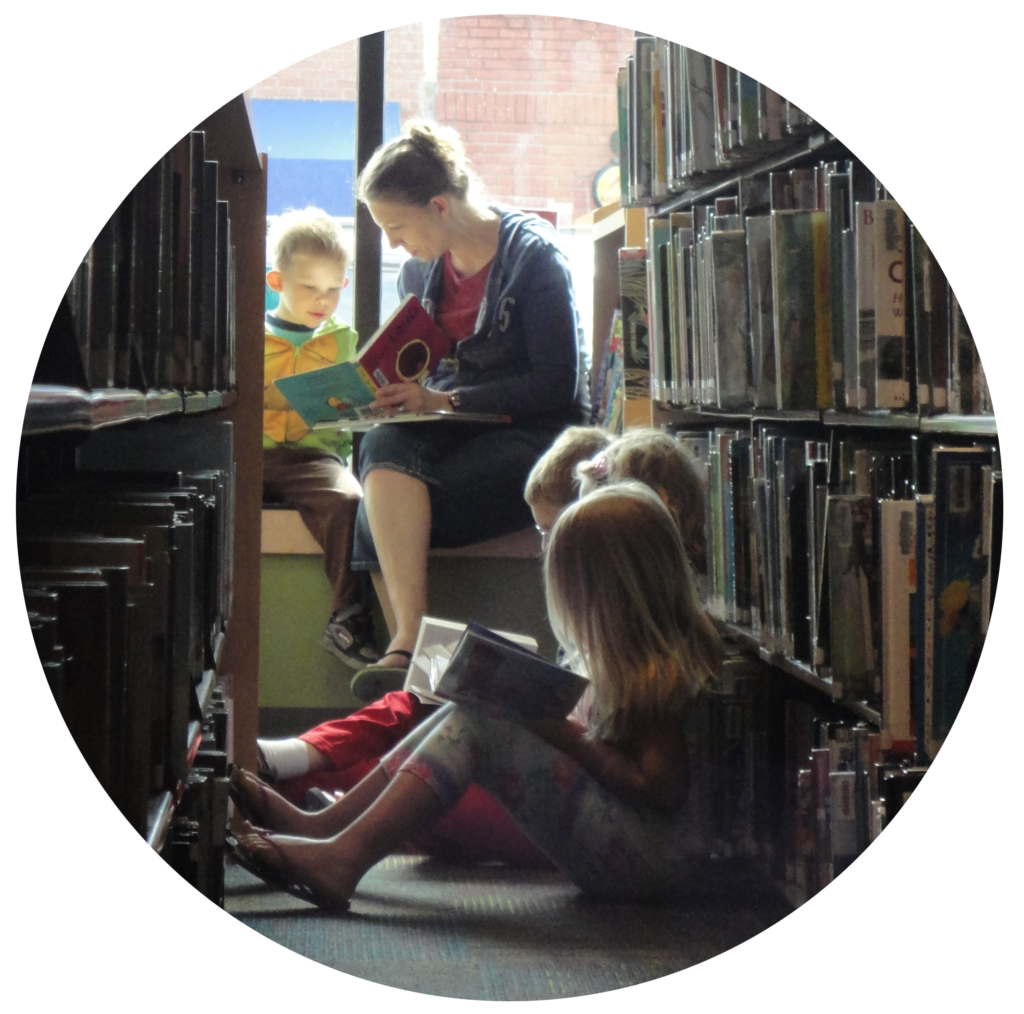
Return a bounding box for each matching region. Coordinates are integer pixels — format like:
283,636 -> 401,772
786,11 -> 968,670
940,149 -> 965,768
53,128 -> 237,394
164,702 -> 231,905
677,426 -> 1000,765
617,38 -> 817,204
688,654 -> 927,896
614,160 -> 993,416
589,309 -> 625,433
19,421 -> 236,836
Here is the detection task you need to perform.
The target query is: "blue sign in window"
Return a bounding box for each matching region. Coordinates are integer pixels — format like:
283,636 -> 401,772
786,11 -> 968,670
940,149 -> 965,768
251,99 -> 402,218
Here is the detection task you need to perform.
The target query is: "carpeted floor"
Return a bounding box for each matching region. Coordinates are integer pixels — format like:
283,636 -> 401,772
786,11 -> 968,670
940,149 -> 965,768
225,853 -> 794,999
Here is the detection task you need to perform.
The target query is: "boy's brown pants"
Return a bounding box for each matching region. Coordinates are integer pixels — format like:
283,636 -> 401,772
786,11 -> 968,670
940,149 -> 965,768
262,446 -> 363,614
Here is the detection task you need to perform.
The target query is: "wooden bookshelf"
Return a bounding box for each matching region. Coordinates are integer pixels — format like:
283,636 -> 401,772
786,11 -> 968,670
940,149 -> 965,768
19,94 -> 266,898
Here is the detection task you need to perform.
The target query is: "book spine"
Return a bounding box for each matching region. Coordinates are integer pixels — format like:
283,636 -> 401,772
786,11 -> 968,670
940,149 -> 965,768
722,432 -> 737,622
930,447 -> 990,755
854,201 -> 876,409
634,37 -> 655,201
880,499 -> 916,751
951,294 -> 975,414
829,770 -> 858,876
618,248 -> 650,403
711,229 -> 752,408
684,49 -> 717,175
826,170 -> 850,409
617,67 -> 630,207
827,495 -> 879,703
811,209 -> 834,408
915,494 -> 936,762
771,210 -> 818,410
874,200 -> 909,409
909,224 -> 934,414
651,39 -> 669,199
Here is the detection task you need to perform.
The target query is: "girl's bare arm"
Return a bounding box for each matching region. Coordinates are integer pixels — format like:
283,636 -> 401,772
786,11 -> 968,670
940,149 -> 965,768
526,717 -> 687,811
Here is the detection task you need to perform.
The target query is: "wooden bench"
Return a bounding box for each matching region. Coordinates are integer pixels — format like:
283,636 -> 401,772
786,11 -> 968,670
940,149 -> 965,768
260,506 -> 542,559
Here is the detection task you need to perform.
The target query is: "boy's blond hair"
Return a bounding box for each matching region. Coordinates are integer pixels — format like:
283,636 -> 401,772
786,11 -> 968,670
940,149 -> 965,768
268,207 -> 351,272
544,482 -> 721,742
524,426 -> 613,510
575,428 -> 706,574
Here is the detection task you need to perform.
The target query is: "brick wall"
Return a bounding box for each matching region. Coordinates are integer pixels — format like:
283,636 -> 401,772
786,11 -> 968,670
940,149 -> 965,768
250,17 -> 634,220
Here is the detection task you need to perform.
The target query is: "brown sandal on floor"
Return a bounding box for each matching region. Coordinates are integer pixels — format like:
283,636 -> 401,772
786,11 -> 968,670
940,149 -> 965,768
227,765 -> 274,826
226,827 -> 350,912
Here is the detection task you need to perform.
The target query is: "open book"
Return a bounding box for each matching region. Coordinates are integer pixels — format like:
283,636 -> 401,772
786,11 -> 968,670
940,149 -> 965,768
403,616 -> 539,705
273,294 -> 453,426
417,619 -> 588,724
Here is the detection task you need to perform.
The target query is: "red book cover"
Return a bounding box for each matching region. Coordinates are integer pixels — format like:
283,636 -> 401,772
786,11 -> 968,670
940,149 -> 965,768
357,294 -> 451,389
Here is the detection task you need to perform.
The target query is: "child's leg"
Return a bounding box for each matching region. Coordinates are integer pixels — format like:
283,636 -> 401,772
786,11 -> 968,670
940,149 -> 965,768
262,448 -> 363,614
382,707 -> 675,899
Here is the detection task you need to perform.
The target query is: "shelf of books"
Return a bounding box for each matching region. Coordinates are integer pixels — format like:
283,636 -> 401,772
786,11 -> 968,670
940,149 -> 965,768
19,94 -> 266,908
590,33 -> 1002,902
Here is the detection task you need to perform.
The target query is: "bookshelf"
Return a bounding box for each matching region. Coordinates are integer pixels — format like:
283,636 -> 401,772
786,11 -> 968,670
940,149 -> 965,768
593,34 -> 1002,901
18,94 -> 266,903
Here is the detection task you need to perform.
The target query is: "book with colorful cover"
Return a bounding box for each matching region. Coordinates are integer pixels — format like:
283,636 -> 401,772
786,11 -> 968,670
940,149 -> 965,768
433,621 -> 588,724
273,294 -> 450,426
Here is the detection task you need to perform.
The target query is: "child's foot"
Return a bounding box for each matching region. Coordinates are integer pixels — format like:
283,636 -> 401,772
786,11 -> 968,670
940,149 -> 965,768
231,825 -> 364,911
229,767 -> 324,835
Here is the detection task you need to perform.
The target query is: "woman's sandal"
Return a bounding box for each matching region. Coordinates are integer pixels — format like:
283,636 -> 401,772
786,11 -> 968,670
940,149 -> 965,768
350,649 -> 414,702
227,765 -> 274,826
226,827 -> 350,912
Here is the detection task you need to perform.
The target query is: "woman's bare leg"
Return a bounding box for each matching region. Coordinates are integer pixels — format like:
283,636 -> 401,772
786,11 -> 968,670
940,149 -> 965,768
371,572 -> 397,640
363,469 -> 431,664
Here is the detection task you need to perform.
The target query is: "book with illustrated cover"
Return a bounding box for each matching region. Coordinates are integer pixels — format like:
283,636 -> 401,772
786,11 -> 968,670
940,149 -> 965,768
619,247 -> 650,402
403,616 -> 539,706
433,621 -> 588,724
274,294 -> 451,427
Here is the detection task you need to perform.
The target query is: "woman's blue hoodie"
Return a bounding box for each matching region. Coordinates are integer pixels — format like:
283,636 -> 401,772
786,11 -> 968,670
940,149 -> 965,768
398,205 -> 591,428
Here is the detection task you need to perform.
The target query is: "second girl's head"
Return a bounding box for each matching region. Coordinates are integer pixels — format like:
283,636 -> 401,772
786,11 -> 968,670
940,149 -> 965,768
356,120 -> 479,261
543,482 -> 721,741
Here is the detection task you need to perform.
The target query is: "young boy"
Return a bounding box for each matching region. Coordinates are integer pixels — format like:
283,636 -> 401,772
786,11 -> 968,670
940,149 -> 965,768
263,207 -> 379,668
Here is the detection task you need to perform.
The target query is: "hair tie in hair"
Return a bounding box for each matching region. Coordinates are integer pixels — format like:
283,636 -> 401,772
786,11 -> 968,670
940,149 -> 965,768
590,451 -> 609,482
